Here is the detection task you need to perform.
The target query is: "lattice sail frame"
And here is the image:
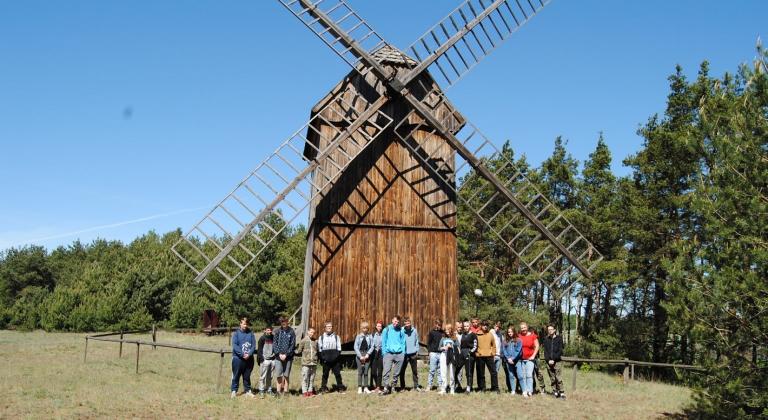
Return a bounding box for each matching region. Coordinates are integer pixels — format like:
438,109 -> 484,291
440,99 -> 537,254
394,102 -> 603,290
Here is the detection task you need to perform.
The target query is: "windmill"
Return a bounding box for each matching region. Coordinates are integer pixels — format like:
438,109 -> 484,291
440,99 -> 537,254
171,0 -> 603,344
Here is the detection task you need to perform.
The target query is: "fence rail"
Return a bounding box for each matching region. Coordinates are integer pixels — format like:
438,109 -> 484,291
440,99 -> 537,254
561,356 -> 704,390
84,328 -> 703,394
83,326 -> 231,392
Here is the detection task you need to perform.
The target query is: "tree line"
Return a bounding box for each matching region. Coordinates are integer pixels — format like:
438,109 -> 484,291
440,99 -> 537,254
2,48 -> 766,417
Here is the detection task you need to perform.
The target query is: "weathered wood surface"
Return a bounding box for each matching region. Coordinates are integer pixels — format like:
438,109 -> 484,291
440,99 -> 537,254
305,59 -> 462,344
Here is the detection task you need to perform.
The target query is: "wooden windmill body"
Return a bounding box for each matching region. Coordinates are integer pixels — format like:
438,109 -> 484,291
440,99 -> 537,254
303,46 -> 464,343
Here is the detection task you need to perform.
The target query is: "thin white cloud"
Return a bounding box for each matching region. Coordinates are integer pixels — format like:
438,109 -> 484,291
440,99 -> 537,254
3,206 -> 208,248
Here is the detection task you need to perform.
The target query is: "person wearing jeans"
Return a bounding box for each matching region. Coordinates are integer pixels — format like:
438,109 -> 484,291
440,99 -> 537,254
230,317 -> 256,398
380,315 -> 406,395
501,325 -> 522,394
354,321 -> 374,394
426,319 -> 445,390
517,322 -> 540,397
399,317 -> 420,390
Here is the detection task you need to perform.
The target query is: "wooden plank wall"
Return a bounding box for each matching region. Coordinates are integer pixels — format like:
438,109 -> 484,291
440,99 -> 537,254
308,125 -> 459,344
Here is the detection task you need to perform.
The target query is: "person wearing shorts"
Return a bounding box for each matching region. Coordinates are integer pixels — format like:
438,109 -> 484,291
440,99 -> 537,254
273,317 -> 296,396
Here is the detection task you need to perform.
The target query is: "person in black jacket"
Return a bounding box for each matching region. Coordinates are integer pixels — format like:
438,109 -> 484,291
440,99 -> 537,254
459,320 -> 478,393
541,324 -> 565,398
426,320 -> 445,391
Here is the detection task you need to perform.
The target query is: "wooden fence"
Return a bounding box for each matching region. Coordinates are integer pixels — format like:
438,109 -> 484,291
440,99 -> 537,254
84,328 -> 704,394
83,326 -> 233,391
561,356 -> 704,390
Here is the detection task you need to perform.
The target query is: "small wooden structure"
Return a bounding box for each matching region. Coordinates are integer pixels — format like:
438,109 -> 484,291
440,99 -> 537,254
303,47 -> 464,344
201,309 -> 219,335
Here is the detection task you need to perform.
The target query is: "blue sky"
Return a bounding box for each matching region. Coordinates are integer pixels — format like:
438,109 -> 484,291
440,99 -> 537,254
1,0 -> 765,251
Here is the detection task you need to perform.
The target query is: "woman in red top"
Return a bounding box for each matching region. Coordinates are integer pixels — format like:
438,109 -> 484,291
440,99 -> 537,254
517,322 -> 539,397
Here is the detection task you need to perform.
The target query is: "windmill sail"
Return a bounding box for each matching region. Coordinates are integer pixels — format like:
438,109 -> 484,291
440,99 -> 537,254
395,112 -> 602,284
172,91 -> 392,293
402,0 -> 550,88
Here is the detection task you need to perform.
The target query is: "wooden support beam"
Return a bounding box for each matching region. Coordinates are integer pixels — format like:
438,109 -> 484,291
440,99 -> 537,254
83,338 -> 88,363
135,343 -> 140,374
571,363 -> 577,392
623,358 -> 629,385
217,351 -> 225,393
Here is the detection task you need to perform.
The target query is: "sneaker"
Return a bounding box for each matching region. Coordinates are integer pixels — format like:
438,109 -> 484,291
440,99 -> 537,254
358,387 -> 363,394
438,389 -> 446,395
450,388 -> 455,395
258,391 -> 265,399
245,391 -> 255,398
381,387 -> 391,396
319,387 -> 329,394
415,385 -> 424,392
559,393 -> 566,400
230,391 -> 237,399
523,392 -> 529,399
363,387 -> 372,394
465,386 -> 471,393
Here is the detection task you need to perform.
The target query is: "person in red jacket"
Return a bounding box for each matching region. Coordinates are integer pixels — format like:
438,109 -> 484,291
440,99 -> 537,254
517,322 -> 540,397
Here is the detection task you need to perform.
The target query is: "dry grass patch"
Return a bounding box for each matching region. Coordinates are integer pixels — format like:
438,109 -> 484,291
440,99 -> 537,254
0,331 -> 690,419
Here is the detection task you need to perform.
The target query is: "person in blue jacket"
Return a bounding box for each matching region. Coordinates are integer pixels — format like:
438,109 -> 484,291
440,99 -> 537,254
231,317 -> 256,398
501,324 -> 523,394
399,317 -> 421,391
380,315 -> 406,395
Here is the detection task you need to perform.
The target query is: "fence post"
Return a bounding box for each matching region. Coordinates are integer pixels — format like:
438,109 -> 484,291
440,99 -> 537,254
119,330 -> 124,358
623,358 -> 629,385
135,343 -> 141,374
83,337 -> 89,363
631,363 -> 635,381
571,362 -> 578,391
217,351 -> 225,393
152,324 -> 157,350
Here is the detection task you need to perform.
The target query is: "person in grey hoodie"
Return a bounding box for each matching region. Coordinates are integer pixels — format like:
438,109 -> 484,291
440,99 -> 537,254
354,321 -> 374,394
231,317 -> 256,398
399,317 -> 421,390
256,326 -> 276,397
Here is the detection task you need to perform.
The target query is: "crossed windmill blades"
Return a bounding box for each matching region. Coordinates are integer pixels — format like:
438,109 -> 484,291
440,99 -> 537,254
171,0 -> 603,296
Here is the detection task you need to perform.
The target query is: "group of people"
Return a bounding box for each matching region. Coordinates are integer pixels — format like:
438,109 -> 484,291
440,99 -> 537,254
229,315 -> 565,400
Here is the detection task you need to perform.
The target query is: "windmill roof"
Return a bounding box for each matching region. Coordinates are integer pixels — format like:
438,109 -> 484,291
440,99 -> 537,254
371,45 -> 418,66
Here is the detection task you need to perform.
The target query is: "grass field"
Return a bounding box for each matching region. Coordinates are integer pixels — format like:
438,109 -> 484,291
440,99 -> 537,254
0,330 -> 691,419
